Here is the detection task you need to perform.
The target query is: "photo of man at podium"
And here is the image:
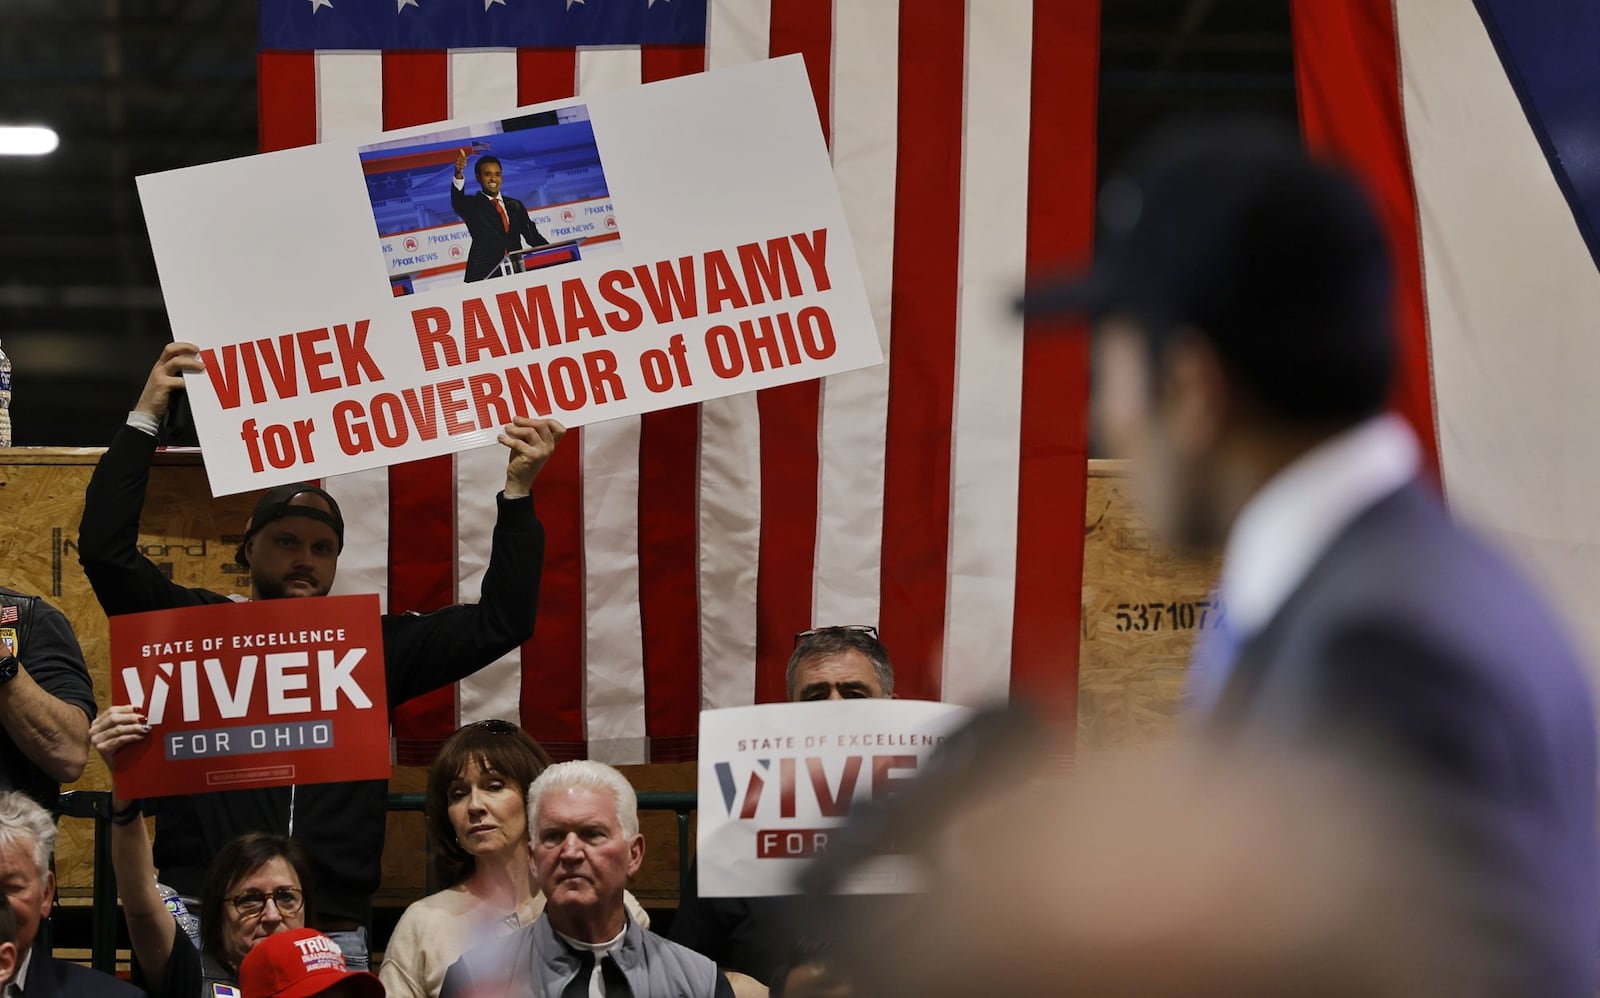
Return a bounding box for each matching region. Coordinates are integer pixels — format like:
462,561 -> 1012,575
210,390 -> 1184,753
451,148 -> 549,283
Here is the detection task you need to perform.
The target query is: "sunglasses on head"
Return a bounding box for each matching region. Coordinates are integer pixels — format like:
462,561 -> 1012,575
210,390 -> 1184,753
793,624 -> 879,646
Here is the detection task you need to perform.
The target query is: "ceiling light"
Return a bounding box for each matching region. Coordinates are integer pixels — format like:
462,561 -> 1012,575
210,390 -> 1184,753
0,126 -> 60,156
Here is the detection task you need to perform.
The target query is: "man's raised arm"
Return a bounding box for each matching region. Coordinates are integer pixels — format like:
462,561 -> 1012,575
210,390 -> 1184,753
78,342 -> 226,616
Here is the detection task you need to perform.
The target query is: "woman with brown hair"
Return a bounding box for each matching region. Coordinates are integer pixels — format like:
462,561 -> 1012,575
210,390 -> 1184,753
379,719 -> 649,997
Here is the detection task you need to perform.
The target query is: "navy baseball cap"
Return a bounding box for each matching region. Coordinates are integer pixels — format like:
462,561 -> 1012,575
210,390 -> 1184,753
236,483 -> 346,567
1019,119 -> 1395,422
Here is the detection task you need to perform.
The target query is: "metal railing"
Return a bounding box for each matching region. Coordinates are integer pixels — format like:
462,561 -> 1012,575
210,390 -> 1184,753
53,788 -> 699,974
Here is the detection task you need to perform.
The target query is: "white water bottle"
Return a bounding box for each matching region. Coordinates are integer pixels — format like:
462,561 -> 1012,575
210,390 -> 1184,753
0,338 -> 11,447
156,880 -> 202,949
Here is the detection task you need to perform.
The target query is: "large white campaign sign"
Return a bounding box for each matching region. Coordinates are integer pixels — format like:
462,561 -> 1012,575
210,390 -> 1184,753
697,700 -> 971,897
138,56 -> 881,496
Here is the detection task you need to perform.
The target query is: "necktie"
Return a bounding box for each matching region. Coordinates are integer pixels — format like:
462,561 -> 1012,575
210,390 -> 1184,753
1182,588 -> 1238,717
493,196 -> 510,232
560,951 -> 631,998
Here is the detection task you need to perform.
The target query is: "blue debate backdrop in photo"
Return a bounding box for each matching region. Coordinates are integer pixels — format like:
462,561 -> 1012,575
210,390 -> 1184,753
359,105 -> 611,238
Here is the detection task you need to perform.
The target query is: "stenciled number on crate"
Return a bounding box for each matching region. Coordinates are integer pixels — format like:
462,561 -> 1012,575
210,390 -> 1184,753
1112,598 -> 1226,633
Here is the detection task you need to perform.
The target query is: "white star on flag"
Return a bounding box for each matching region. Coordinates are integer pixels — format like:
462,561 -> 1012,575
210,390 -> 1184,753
397,0 -> 418,10
566,0 -> 584,9
484,0 -> 505,9
647,0 -> 669,6
308,0 -> 332,11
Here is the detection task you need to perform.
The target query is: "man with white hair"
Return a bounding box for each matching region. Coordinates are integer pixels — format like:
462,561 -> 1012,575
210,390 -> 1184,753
0,791 -> 142,996
440,760 -> 732,998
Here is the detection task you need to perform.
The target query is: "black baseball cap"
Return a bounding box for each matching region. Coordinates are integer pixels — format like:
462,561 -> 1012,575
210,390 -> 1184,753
236,482 -> 346,567
1019,119 -> 1395,423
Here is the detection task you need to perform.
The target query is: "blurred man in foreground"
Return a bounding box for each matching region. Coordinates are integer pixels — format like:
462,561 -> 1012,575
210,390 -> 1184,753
1021,121 -> 1598,995
832,743 -> 1534,998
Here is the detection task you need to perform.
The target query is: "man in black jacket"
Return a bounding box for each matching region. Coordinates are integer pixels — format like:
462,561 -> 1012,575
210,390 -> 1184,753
77,341 -> 565,970
451,149 -> 548,283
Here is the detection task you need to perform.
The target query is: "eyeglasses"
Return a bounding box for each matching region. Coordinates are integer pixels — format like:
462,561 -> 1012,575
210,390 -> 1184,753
225,887 -> 304,918
794,624 -> 879,645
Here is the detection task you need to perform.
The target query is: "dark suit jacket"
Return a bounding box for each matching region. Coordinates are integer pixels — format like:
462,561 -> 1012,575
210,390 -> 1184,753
451,184 -> 548,282
20,954 -> 146,997
1209,482 -> 1599,996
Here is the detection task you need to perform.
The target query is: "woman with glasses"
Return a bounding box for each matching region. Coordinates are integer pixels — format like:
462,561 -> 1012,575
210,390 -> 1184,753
379,719 -> 650,998
92,705 -> 315,997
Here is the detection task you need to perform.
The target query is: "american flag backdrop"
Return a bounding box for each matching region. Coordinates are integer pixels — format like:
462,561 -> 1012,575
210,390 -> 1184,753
258,0 -> 1100,763
1291,0 -> 1600,697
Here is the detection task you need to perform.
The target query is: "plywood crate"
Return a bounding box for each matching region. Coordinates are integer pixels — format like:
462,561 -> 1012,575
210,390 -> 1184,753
2,449 -> 1213,904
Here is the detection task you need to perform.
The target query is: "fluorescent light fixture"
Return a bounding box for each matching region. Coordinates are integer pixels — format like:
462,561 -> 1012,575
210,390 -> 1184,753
0,126 -> 59,156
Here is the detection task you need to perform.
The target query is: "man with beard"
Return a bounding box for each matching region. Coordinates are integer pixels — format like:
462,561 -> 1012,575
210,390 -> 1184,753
77,341 -> 565,971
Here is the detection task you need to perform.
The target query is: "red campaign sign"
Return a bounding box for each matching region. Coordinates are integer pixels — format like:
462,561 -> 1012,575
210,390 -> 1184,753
108,594 -> 389,799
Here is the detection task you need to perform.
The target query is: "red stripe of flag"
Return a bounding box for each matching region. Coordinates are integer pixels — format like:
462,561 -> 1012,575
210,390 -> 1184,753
1290,0 -> 1442,487
258,53 -> 318,152
1010,1 -> 1099,715
516,48 -> 587,762
638,44 -> 709,761
752,0 -> 834,704
518,48 -> 579,105
879,0 -> 966,702
379,51 -> 460,758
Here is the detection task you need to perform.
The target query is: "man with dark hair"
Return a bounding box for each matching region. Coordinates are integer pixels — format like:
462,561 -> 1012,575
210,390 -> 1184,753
785,626 -> 893,702
0,588 -> 92,809
672,626 -> 895,993
451,148 -> 548,282
77,341 -> 566,971
1022,120 -> 1599,997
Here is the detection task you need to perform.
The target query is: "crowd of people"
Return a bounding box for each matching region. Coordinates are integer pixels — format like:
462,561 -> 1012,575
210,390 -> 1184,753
3,123 -> 1600,996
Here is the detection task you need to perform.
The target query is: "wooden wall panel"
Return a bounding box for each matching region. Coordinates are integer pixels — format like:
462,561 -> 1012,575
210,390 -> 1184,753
3,450 -> 1210,906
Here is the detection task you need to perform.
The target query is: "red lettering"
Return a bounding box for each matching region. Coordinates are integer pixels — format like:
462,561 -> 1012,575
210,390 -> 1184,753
398,385 -> 440,441
632,256 -> 699,324
704,325 -> 743,379
412,307 -> 457,372
703,249 -> 749,314
597,269 -> 643,332
240,342 -> 268,405
296,328 -> 339,393
255,335 -> 300,400
334,320 -> 384,384
737,237 -> 802,305
792,228 -> 832,292
202,346 -> 243,410
548,357 -> 587,410
738,770 -> 765,820
797,306 -> 837,360
561,279 -> 606,342
497,286 -> 562,352
582,350 -> 626,404
779,757 -> 797,819
462,298 -> 506,362
505,364 -> 554,418
438,378 -> 473,435
370,393 -> 407,448
468,372 -> 511,428
332,400 -> 374,455
806,757 -> 862,817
